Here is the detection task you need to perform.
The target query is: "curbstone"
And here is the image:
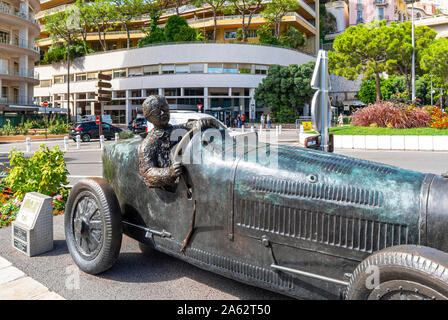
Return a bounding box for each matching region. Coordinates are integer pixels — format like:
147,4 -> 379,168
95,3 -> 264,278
377,135 -> 391,150
404,136 -> 419,151
365,136 -> 378,150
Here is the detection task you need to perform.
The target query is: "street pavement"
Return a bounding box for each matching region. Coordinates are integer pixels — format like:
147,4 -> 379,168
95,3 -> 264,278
0,132 -> 447,299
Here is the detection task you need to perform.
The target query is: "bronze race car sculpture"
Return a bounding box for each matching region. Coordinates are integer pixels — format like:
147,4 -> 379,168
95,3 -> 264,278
65,96 -> 448,300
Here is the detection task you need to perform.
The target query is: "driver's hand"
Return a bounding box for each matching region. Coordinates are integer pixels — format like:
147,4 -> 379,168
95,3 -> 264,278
196,118 -> 220,131
171,162 -> 183,177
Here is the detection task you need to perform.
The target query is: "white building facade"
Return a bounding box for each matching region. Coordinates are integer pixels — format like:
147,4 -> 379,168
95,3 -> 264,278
34,43 -> 315,124
0,0 -> 40,112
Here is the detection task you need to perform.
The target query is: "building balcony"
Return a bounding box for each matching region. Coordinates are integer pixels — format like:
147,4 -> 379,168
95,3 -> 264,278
356,3 -> 363,9
0,37 -> 40,54
0,96 -> 36,106
0,69 -> 39,84
374,0 -> 388,6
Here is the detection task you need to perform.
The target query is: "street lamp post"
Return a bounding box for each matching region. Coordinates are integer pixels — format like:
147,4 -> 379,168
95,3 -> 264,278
411,0 -> 416,102
67,30 -> 71,125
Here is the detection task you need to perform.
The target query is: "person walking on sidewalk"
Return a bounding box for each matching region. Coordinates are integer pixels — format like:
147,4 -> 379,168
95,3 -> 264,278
266,113 -> 271,129
260,113 -> 265,129
338,113 -> 344,127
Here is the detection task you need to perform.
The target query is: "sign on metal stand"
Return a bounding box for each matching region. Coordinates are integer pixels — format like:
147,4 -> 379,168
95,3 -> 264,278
95,72 -> 112,147
310,50 -> 332,152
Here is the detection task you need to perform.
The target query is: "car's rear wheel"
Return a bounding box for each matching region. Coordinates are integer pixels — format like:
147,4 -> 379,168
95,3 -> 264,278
346,245 -> 448,300
65,178 -> 122,274
82,133 -> 91,142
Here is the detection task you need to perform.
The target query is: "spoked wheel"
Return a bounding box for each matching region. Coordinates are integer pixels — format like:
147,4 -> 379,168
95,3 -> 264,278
65,178 -> 122,274
346,245 -> 448,300
72,194 -> 104,260
368,280 -> 446,300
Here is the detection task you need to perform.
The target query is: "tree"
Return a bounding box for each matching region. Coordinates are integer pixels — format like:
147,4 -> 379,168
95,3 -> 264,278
164,15 -> 196,41
387,21 -> 436,98
86,0 -> 116,51
112,0 -> 149,49
260,0 -> 300,38
161,0 -> 186,15
228,0 -> 263,42
329,20 -> 394,102
254,62 -> 315,121
193,0 -> 226,41
43,7 -> 82,47
421,38 -> 448,84
73,0 -> 92,54
138,5 -> 165,47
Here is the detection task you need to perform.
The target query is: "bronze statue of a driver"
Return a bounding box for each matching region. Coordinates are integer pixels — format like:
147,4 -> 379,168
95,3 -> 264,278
138,95 -> 219,188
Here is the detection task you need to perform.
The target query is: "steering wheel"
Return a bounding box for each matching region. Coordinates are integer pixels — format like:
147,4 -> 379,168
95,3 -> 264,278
171,118 -> 223,164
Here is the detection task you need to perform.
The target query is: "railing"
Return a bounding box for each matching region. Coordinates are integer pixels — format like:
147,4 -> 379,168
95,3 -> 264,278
0,37 -> 40,53
374,0 -> 388,5
0,68 -> 39,79
0,96 -> 37,106
0,2 -> 40,25
356,3 -> 363,9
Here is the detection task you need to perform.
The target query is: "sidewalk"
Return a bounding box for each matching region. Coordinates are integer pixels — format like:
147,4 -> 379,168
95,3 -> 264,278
0,256 -> 64,300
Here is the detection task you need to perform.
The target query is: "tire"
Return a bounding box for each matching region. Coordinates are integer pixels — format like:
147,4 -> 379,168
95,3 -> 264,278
346,245 -> 448,300
82,134 -> 91,142
65,178 -> 122,275
138,242 -> 155,257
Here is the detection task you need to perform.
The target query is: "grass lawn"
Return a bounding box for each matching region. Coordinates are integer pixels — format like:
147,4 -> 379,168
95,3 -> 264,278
329,126 -> 448,136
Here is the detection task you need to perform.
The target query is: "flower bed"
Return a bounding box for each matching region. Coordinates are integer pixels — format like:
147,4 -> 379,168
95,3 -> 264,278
0,144 -> 70,228
427,106 -> 448,129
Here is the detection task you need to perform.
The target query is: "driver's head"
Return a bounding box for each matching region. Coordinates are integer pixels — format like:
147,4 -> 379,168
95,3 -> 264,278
142,95 -> 170,128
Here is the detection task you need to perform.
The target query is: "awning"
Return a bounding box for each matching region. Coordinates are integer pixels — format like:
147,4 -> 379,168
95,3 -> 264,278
38,107 -> 68,113
0,105 -> 39,112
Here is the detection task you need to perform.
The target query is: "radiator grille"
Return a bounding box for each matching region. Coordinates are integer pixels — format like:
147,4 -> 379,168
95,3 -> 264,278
252,177 -> 383,208
236,199 -> 408,253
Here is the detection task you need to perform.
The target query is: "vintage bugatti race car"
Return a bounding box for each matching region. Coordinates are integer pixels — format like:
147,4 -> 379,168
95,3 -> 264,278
65,118 -> 448,300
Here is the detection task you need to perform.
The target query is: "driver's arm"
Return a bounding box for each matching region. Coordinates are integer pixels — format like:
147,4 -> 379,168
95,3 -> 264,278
138,137 -> 181,188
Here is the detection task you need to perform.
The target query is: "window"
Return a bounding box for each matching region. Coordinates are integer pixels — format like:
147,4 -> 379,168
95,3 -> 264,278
143,65 -> 159,75
115,91 -> 126,98
357,10 -> 363,23
224,64 -> 238,74
131,90 -> 141,98
145,89 -> 158,96
128,67 -> 143,77
190,64 -> 204,74
175,64 -> 189,74
247,30 -> 257,38
40,80 -> 52,87
378,7 -> 384,20
208,63 -> 223,73
238,64 -> 252,74
254,65 -> 268,75
54,76 -> 64,84
2,86 -> 8,98
184,88 -> 204,96
224,30 -> 237,40
76,74 -> 87,82
113,69 -> 127,78
164,88 -> 180,96
162,65 -> 175,74
87,72 -> 97,80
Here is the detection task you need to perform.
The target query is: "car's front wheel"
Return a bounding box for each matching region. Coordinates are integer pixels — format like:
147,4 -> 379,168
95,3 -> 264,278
65,178 -> 122,274
346,245 -> 448,300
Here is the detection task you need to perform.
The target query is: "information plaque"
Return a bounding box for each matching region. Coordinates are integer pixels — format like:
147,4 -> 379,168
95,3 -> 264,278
11,192 -> 53,257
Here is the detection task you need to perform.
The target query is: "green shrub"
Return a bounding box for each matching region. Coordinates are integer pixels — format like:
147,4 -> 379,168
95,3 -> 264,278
4,144 -> 69,199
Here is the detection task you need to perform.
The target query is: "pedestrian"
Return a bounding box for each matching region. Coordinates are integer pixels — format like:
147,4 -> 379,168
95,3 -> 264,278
237,114 -> 242,128
241,113 -> 246,125
266,113 -> 271,129
226,114 -> 230,127
338,113 -> 344,127
260,113 -> 265,129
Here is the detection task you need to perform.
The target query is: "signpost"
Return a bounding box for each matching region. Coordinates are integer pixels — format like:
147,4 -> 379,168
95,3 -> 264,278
197,104 -> 202,112
42,101 -> 49,140
95,73 -> 112,145
11,193 -> 53,257
310,50 -> 332,152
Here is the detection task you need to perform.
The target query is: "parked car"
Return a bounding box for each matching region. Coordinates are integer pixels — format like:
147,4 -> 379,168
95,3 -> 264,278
145,110 -> 227,132
128,117 -> 147,134
70,121 -> 122,142
76,115 -> 113,125
64,118 -> 448,300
